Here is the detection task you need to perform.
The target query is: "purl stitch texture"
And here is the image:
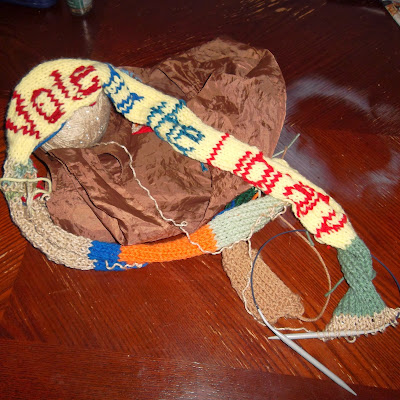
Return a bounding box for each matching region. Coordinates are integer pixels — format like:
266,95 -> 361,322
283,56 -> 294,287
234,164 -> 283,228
1,58 -> 398,333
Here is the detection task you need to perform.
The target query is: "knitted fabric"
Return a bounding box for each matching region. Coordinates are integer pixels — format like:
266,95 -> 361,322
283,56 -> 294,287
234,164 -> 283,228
1,59 -> 398,333
223,187 -> 258,211
222,241 -> 304,324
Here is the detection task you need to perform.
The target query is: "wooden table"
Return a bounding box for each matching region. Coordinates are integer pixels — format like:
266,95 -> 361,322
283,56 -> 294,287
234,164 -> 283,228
0,1 -> 399,398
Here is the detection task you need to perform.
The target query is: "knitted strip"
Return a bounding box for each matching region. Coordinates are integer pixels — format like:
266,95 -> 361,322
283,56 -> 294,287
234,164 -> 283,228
2,159 -> 95,269
5,59 -> 354,251
118,196 -> 285,264
222,241 -> 304,324
1,159 -> 139,270
118,224 -> 216,264
9,198 -> 95,269
209,196 -> 285,249
1,158 -> 285,268
325,307 -> 399,335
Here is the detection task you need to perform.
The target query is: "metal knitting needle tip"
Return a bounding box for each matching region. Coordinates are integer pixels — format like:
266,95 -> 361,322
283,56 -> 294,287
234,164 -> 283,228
258,309 -> 357,396
268,331 -> 330,340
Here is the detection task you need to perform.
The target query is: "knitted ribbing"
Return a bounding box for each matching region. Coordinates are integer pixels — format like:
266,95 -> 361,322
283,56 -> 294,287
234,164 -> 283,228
325,308 -> 399,334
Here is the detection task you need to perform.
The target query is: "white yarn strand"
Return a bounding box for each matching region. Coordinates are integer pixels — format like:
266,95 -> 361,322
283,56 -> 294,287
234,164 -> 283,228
97,141 -> 286,256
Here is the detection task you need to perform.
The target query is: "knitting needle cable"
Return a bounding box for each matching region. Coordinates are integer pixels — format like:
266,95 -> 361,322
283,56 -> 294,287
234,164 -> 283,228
250,230 -> 357,396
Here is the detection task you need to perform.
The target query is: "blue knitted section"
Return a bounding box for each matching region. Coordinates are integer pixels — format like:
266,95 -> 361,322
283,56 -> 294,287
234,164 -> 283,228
147,99 -> 204,156
103,64 -> 124,93
116,92 -> 144,115
103,64 -> 144,115
89,241 -> 148,271
88,241 -> 120,270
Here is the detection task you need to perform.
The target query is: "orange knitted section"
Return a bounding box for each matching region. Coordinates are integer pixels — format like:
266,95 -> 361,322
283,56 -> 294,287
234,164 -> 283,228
119,224 -> 217,263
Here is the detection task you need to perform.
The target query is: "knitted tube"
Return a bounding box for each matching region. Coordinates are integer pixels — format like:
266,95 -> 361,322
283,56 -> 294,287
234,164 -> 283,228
0,157 -> 286,269
92,195 -> 285,266
325,237 -> 395,333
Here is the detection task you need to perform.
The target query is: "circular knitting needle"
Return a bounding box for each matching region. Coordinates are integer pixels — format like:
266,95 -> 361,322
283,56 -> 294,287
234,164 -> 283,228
257,308 -> 357,396
251,230 -> 357,396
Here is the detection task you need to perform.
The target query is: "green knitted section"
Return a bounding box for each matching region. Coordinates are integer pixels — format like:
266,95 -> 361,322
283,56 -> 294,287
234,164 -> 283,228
1,159 -> 36,201
210,196 -> 285,249
224,187 -> 258,211
334,236 -> 386,317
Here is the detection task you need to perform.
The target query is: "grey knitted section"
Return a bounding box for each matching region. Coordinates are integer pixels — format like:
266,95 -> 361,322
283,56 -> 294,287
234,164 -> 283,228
210,195 -> 286,249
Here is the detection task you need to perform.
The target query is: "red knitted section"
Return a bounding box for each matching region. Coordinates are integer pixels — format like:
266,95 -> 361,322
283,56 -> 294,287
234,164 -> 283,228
236,152 -> 283,195
315,212 -> 348,238
31,88 -> 65,124
233,151 -> 253,175
69,65 -> 101,100
50,70 -> 71,99
6,91 -> 39,138
283,182 -> 330,217
134,126 -> 154,135
206,132 -> 230,166
7,65 -> 103,141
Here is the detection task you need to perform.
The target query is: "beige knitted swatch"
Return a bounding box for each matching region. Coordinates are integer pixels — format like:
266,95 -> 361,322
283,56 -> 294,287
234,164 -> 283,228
222,241 -> 304,324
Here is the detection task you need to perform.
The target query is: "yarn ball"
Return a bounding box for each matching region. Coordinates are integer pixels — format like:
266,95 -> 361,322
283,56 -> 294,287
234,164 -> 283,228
41,91 -> 111,151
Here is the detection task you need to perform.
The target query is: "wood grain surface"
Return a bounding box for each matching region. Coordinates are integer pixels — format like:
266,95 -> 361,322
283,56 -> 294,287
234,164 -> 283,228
0,0 -> 399,399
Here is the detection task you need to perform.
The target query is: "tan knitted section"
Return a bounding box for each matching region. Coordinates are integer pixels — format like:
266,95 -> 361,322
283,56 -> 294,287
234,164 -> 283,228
325,307 -> 399,335
2,159 -> 95,269
222,241 -> 304,324
9,198 -> 94,269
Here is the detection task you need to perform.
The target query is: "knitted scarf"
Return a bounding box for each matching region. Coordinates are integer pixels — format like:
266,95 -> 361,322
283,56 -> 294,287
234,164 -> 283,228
1,59 -> 398,333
